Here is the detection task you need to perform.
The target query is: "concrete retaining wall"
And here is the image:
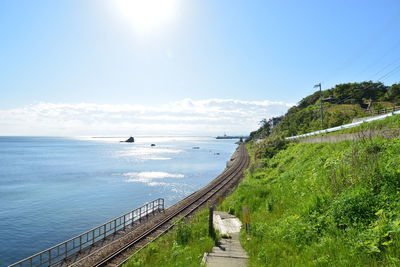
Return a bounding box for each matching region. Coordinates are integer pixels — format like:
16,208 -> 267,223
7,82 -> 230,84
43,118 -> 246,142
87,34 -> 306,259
295,129 -> 400,144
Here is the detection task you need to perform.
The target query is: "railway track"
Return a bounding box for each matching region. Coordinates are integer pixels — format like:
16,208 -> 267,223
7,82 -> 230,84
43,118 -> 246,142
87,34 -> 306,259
73,144 -> 249,267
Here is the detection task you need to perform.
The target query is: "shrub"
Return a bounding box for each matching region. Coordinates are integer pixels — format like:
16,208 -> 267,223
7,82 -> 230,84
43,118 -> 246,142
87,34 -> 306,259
228,206 -> 235,215
254,136 -> 288,159
175,220 -> 192,245
357,210 -> 400,255
331,187 -> 378,228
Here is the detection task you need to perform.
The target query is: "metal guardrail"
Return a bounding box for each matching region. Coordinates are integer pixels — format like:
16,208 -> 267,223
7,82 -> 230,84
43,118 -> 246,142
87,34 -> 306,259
286,110 -> 400,140
8,198 -> 164,267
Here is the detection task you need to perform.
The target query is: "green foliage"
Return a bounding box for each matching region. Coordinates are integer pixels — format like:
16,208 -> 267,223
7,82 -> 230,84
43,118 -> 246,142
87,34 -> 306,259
175,219 -> 192,245
220,138 -> 400,266
331,187 -> 378,227
328,81 -> 387,104
124,111 -> 400,267
254,136 -> 288,159
248,118 -> 274,140
385,84 -> 400,103
264,102 -> 366,138
357,209 -> 400,255
316,112 -> 400,138
124,209 -> 215,267
323,139 -> 385,194
248,81 -> 400,141
298,90 -> 321,108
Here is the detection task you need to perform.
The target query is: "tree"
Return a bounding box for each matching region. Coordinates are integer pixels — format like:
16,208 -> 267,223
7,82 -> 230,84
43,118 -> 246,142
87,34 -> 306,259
386,84 -> 400,102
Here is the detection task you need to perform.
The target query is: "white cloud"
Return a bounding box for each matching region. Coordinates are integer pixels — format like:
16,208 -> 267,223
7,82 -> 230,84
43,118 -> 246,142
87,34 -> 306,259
0,99 -> 293,136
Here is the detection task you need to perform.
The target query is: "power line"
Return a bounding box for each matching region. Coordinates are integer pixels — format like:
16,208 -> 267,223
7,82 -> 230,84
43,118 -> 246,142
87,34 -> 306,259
356,39 -> 400,78
321,12 -> 400,86
378,64 -> 400,82
371,56 -> 400,80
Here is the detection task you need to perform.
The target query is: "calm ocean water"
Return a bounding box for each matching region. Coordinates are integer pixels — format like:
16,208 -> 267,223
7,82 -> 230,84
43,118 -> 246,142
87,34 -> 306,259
0,136 -> 237,266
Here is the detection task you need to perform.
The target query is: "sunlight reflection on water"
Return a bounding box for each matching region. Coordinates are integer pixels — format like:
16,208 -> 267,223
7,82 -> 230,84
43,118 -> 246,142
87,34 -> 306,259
0,136 -> 237,265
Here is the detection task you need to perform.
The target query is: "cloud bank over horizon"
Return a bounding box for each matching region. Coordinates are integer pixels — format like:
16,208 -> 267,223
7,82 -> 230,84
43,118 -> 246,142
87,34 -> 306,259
0,99 -> 294,136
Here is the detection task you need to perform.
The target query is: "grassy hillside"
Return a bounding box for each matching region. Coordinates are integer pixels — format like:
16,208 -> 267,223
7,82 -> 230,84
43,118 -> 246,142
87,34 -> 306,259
221,137 -> 400,266
249,81 -> 400,140
300,112 -> 400,139
123,83 -> 400,267
126,121 -> 400,266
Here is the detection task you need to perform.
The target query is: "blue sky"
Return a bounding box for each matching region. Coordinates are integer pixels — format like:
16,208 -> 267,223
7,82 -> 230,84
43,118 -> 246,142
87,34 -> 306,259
1,0 -> 400,135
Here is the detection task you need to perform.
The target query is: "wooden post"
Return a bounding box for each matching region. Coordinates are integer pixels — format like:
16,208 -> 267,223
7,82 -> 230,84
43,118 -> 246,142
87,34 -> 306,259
209,206 -> 214,238
242,205 -> 251,234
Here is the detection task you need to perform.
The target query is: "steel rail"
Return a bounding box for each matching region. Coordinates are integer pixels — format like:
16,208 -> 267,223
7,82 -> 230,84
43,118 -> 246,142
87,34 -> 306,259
72,146 -> 247,267
112,145 -> 249,267
116,145 -> 250,267
90,144 -> 249,267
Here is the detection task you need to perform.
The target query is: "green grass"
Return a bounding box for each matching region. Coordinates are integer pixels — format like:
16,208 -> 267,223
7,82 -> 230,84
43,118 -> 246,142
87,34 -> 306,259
123,209 -> 216,267
336,112 -> 400,134
220,138 -> 400,266
124,122 -> 400,266
301,112 -> 400,139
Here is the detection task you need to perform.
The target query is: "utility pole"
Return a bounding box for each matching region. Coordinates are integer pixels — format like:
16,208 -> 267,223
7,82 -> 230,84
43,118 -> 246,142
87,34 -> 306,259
314,83 -> 324,129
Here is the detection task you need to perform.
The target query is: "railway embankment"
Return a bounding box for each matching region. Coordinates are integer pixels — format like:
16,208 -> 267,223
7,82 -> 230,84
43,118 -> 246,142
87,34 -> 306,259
217,116 -> 400,266
9,144 -> 249,267
123,115 -> 400,267
81,144 -> 249,267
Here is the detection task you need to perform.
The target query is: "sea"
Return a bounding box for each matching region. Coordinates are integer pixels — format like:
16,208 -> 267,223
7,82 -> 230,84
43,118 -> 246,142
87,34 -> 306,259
0,136 -> 238,266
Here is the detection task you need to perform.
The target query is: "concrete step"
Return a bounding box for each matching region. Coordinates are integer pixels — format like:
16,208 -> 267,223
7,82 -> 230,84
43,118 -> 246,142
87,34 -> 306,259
205,211 -> 249,267
206,255 -> 247,267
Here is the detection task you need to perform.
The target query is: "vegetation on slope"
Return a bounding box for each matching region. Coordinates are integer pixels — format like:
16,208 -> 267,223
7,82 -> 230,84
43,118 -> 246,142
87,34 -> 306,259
124,82 -> 400,267
249,81 -> 400,140
228,83 -> 400,266
124,209 -> 216,267
323,112 -> 400,136
221,136 -> 400,266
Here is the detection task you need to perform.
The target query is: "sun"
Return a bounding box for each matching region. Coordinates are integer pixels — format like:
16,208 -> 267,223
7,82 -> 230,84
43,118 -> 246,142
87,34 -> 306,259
112,0 -> 180,33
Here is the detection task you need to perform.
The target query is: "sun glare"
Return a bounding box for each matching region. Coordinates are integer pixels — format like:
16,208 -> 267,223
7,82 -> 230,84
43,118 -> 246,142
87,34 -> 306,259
112,0 -> 180,33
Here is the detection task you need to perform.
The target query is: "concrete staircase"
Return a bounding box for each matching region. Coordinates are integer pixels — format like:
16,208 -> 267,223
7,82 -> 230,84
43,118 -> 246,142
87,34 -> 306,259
203,212 -> 248,267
